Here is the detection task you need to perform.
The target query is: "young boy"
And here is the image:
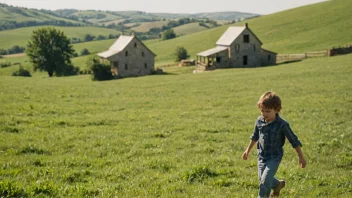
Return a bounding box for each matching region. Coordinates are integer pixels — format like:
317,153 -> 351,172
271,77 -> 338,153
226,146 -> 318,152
242,91 -> 306,198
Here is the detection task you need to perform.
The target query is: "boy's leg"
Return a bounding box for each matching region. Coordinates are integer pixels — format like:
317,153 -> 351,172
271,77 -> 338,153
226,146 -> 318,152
257,159 -> 281,198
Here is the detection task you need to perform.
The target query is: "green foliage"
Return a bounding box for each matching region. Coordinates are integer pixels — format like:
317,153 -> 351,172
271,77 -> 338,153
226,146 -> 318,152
183,166 -> 217,183
0,61 -> 12,68
26,27 -> 77,77
174,46 -> 190,62
0,181 -> 28,198
84,34 -> 96,42
87,55 -> 113,81
11,65 -> 31,77
162,29 -> 176,40
80,48 -> 90,56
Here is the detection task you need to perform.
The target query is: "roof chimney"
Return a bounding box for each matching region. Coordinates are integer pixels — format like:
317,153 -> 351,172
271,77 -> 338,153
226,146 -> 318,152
131,31 -> 135,37
245,23 -> 248,28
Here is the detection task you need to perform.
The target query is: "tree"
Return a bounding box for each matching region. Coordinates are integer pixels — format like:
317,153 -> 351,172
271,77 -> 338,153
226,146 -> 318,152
26,27 -> 77,77
174,46 -> 190,62
80,48 -> 90,56
162,29 -> 176,40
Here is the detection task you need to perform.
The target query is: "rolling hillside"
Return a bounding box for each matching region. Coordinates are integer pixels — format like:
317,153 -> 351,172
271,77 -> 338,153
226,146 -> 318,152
149,0 -> 352,63
242,0 -> 352,53
0,3 -> 82,30
1,0 -> 351,65
0,26 -> 121,50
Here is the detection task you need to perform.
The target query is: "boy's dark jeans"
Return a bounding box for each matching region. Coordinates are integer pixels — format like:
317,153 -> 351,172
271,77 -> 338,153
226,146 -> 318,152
258,158 -> 281,198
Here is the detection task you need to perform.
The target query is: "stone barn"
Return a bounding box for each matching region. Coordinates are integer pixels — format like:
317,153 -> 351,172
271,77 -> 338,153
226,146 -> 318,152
98,34 -> 156,78
196,23 -> 276,71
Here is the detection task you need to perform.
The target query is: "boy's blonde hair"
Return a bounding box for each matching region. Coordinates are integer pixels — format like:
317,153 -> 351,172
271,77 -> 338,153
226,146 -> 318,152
257,91 -> 282,112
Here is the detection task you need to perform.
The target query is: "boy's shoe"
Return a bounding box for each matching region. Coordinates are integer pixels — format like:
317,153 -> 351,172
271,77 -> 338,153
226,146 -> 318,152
270,180 -> 286,197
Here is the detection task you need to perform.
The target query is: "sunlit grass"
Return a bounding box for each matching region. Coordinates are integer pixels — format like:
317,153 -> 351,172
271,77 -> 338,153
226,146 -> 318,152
0,54 -> 351,197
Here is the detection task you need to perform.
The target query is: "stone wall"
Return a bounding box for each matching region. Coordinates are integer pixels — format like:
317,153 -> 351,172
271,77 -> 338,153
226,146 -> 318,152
108,37 -> 155,78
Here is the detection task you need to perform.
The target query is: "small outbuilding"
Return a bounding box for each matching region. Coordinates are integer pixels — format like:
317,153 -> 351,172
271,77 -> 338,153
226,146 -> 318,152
196,23 -> 276,71
98,34 -> 156,78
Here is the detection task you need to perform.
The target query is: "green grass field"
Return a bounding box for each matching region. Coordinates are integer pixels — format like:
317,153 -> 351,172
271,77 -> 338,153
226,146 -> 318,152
173,22 -> 209,36
1,53 -> 351,197
0,26 -> 121,50
131,21 -> 169,33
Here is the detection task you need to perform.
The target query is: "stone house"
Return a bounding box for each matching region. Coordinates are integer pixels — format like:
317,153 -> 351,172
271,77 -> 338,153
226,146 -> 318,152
98,34 -> 156,78
196,23 -> 276,71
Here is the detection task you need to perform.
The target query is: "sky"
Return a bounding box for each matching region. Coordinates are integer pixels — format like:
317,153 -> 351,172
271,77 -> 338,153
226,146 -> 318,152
0,0 -> 327,14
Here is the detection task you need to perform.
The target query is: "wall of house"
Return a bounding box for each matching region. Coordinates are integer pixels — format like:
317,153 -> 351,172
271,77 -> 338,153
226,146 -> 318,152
228,29 -> 262,67
213,50 -> 230,68
108,37 -> 155,78
261,50 -> 277,66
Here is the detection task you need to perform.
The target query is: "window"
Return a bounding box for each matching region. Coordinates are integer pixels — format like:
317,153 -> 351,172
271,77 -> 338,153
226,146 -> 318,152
252,44 -> 256,52
125,51 -> 128,56
125,64 -> 128,70
268,55 -> 271,61
144,63 -> 147,69
235,44 -> 240,52
243,56 -> 248,65
216,57 -> 221,63
142,51 -> 145,57
244,35 -> 249,43
134,42 -> 137,48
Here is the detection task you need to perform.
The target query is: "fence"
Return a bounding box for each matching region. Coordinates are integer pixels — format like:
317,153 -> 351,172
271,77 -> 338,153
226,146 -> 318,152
276,51 -> 328,63
156,63 -> 178,68
276,44 -> 352,64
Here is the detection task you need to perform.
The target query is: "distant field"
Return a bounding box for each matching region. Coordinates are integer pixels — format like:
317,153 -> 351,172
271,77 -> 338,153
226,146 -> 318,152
131,21 -> 169,32
0,6 -> 79,23
0,54 -> 351,197
69,10 -> 123,24
173,22 -> 209,36
102,19 -> 125,25
0,26 -> 121,49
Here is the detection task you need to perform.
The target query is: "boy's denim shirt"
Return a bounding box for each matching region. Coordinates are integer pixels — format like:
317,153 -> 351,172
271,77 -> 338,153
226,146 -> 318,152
250,113 -> 302,161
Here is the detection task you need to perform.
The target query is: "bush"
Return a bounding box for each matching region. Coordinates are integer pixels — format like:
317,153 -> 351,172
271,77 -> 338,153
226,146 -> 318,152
12,66 -> 31,77
174,46 -> 190,62
87,56 -> 113,81
0,62 -> 11,68
80,48 -> 90,56
90,63 -> 113,81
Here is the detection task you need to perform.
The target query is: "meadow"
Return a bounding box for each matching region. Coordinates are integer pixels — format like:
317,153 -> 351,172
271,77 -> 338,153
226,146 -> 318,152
0,53 -> 351,197
0,26 -> 121,50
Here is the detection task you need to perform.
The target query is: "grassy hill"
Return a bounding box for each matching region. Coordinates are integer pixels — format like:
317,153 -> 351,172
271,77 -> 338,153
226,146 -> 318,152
149,0 -> 352,63
0,26 -> 121,49
131,21 -> 169,33
1,0 -> 351,65
69,10 -> 123,24
0,4 -> 79,23
243,0 -> 352,53
173,22 -> 212,36
0,52 -> 351,197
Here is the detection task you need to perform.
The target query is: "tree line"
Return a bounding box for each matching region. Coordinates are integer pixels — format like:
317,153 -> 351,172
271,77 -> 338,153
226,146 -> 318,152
0,20 -> 84,31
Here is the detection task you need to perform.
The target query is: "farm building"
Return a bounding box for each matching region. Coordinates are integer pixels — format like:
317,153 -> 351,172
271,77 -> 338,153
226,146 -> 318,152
196,23 -> 276,71
98,34 -> 156,78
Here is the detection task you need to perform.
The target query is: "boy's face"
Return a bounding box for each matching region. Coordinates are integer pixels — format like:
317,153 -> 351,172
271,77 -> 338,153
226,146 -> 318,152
260,107 -> 278,123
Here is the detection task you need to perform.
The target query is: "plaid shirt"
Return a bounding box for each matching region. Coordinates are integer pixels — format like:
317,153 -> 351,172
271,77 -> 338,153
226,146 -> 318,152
250,114 -> 302,160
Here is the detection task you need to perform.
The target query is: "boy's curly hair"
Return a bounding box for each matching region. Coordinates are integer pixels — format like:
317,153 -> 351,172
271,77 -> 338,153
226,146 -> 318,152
257,91 -> 282,112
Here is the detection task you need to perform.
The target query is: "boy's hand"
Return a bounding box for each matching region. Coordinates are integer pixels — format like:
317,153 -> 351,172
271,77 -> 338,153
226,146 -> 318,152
299,157 -> 307,168
242,151 -> 249,160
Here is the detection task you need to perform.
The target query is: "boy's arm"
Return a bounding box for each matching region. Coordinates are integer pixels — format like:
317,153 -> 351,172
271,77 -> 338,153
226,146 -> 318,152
295,146 -> 307,168
242,140 -> 257,160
